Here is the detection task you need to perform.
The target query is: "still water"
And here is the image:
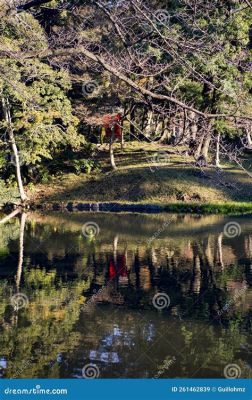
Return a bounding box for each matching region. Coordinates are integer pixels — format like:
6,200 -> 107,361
0,212 -> 251,379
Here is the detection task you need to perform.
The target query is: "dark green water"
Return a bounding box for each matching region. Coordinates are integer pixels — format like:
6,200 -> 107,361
0,212 -> 251,379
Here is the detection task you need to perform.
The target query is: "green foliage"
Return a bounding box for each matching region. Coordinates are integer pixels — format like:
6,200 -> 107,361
70,158 -> 99,175
24,268 -> 56,289
0,179 -> 19,205
0,267 -> 90,378
0,214 -> 19,255
0,8 -> 86,190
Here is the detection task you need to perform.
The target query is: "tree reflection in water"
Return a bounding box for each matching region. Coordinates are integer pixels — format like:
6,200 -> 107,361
0,212 -> 251,378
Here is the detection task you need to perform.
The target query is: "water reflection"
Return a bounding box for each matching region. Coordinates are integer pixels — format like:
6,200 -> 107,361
0,212 -> 251,378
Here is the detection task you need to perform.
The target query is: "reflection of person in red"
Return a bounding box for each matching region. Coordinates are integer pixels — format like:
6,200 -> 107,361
109,260 -> 117,281
103,114 -> 122,170
118,255 -> 127,278
109,255 -> 128,282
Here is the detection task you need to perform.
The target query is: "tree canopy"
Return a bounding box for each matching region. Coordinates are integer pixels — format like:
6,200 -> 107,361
0,0 -> 251,202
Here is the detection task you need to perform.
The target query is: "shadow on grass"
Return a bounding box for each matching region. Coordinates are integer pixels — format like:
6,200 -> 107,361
41,161 -> 252,203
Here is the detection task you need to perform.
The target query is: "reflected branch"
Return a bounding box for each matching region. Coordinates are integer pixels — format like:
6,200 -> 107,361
16,213 -> 27,289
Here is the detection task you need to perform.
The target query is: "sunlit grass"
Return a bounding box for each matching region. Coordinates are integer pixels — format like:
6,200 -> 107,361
3,141 -> 251,212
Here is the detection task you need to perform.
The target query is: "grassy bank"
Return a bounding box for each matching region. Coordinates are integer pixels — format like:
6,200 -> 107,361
162,202 -> 252,214
27,201 -> 252,215
2,142 -> 252,214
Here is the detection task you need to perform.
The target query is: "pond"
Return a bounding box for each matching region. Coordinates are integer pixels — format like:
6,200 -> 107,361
0,212 -> 251,379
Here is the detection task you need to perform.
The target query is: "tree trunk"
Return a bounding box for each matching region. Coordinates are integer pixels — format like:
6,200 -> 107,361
109,132 -> 117,170
177,117 -> 185,144
188,112 -> 198,141
120,120 -> 124,150
155,118 -> 163,140
1,97 -> 27,203
194,134 -> 205,160
215,131 -> 221,167
130,104 -> 136,139
159,118 -> 172,144
201,128 -> 212,162
197,80 -> 215,163
145,110 -> 153,137
246,128 -> 252,147
191,122 -> 197,140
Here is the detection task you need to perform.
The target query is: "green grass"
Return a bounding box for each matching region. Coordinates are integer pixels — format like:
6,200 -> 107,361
2,142 -> 252,214
162,202 -> 252,215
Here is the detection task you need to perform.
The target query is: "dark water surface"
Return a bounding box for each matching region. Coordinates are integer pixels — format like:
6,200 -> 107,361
0,212 -> 252,379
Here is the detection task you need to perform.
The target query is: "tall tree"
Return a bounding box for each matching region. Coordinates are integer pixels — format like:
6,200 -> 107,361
0,1 -> 83,201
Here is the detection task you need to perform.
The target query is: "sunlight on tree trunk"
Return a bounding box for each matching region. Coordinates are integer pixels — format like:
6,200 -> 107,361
1,97 -> 27,203
113,235 -> 119,262
215,132 -> 221,167
121,124 -> 124,150
217,233 -> 224,270
246,128 -> 252,147
109,132 -> 117,170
